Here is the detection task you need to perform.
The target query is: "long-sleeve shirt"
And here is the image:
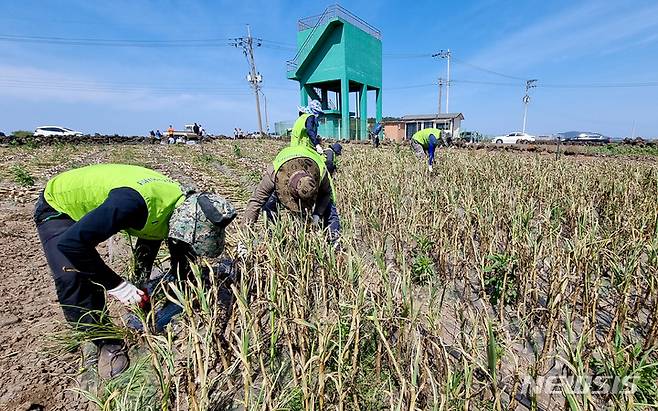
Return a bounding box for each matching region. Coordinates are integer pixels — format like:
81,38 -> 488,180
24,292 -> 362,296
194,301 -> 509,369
243,165 -> 332,224
305,115 -> 320,147
36,188 -> 161,289
323,148 -> 337,175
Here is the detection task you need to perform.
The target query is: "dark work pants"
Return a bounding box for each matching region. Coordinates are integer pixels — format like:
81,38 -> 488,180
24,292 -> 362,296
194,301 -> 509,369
262,192 -> 280,223
36,214 -> 113,342
323,202 -> 341,235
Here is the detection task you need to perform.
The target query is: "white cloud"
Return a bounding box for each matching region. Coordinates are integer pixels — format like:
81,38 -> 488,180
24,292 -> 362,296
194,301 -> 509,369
469,1 -> 658,74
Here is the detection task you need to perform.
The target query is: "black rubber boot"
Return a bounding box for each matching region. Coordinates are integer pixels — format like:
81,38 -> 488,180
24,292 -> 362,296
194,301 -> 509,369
98,343 -> 129,379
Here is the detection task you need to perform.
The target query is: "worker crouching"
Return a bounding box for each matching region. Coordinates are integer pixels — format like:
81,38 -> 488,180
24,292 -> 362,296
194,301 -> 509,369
410,127 -> 445,172
33,164 -> 236,379
243,145 -> 340,244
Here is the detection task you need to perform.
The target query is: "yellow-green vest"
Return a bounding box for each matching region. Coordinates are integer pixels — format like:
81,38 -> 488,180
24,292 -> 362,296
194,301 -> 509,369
290,113 -> 313,148
412,128 -> 442,148
44,164 -> 185,240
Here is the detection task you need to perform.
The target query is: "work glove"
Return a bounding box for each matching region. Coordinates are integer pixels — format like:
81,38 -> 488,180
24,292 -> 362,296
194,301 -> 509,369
237,241 -> 248,259
429,164 -> 433,173
108,281 -> 144,306
312,214 -> 322,227
315,144 -> 324,154
329,231 -> 342,252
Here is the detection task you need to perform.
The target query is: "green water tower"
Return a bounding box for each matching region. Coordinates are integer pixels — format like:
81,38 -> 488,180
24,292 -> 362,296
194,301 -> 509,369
287,5 -> 382,140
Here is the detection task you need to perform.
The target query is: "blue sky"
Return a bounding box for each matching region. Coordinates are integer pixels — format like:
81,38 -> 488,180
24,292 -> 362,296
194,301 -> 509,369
1,0 -> 657,137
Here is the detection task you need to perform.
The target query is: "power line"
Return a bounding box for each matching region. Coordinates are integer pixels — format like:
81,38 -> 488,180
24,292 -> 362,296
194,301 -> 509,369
541,81 -> 658,88
0,33 -> 233,47
0,33 -> 294,49
383,52 -> 433,59
451,56 -> 527,81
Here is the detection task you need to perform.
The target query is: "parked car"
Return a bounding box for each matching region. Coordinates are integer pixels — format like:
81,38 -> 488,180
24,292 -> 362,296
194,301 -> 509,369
34,126 -> 83,137
492,132 -> 535,144
556,131 -> 610,143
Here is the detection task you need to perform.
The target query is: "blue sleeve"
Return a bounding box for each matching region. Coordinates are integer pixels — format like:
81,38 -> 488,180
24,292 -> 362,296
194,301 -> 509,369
305,115 -> 320,146
428,134 -> 438,166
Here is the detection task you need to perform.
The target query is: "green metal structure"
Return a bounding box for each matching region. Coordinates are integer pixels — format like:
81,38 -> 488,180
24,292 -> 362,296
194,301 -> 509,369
287,5 -> 382,140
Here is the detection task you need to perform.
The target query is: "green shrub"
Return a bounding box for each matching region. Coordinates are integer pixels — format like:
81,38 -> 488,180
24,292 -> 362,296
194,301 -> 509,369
11,165 -> 35,186
12,130 -> 33,138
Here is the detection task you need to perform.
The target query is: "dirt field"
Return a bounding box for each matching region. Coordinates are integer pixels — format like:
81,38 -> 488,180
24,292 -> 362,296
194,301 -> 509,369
0,141 -> 279,410
0,140 -> 656,410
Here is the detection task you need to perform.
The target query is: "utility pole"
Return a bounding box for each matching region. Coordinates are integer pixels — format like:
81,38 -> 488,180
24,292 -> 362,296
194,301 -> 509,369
231,25 -> 264,135
437,78 -> 444,115
433,49 -> 451,113
260,90 -> 269,134
522,79 -> 538,134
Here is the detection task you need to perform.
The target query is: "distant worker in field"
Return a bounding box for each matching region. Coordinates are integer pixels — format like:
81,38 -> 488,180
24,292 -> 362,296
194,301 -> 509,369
291,99 -> 324,154
323,142 -> 342,175
243,144 -> 340,241
410,128 -> 444,172
155,129 -> 162,140
34,164 -> 236,379
193,122 -> 199,136
167,124 -> 175,140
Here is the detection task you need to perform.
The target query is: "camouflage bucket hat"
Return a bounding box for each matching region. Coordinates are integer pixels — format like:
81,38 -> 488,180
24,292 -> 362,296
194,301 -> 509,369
274,157 -> 320,213
168,193 -> 237,258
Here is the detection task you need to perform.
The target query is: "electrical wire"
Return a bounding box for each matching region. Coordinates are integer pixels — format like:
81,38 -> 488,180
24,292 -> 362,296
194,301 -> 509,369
0,34 -> 231,47
0,33 -> 294,49
450,56 -> 527,81
541,81 -> 658,88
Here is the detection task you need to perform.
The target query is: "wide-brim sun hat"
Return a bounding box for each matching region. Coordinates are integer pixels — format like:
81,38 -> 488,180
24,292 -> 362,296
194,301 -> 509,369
309,100 -> 324,115
168,193 -> 237,258
274,157 -> 320,213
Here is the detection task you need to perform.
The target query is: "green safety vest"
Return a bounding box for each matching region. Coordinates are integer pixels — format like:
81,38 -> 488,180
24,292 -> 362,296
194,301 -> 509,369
412,128 -> 442,149
44,164 -> 185,240
290,113 -> 313,148
272,146 -> 335,201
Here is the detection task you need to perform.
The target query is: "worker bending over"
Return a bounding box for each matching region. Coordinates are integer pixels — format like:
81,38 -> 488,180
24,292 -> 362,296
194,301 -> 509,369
243,145 -> 340,240
323,142 -> 342,175
34,164 -> 236,379
410,128 -> 444,172
291,100 -> 324,153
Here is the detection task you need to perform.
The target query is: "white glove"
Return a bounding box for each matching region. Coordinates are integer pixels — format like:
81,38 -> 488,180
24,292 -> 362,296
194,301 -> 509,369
312,215 -> 321,226
315,144 -> 324,154
108,281 -> 144,306
429,165 -> 433,173
237,242 -> 248,259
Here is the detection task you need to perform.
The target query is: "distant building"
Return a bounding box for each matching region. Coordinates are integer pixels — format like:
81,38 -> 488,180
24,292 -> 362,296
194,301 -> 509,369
383,113 -> 464,143
274,120 -> 295,136
286,5 -> 382,140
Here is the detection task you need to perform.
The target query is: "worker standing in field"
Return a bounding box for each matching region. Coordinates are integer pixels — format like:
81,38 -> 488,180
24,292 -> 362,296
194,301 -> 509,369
291,100 -> 324,154
34,164 -> 236,379
410,128 -> 443,172
243,144 -> 340,241
167,124 -> 175,141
